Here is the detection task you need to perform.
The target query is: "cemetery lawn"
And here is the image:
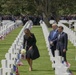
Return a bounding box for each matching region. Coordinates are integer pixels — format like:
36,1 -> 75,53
18,26 -> 55,75
67,41 -> 76,75
0,26 -> 76,75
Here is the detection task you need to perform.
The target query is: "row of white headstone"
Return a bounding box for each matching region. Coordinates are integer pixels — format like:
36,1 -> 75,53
49,20 -> 76,29
50,20 -> 76,46
0,20 -> 33,75
40,20 -> 71,75
59,20 -> 76,30
58,22 -> 76,47
0,20 -> 22,40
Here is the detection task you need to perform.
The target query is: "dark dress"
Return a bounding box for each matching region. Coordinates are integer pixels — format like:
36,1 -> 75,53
23,33 -> 40,60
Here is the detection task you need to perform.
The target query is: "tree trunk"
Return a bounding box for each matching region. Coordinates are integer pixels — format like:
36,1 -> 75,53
42,13 -> 51,27
52,12 -> 60,24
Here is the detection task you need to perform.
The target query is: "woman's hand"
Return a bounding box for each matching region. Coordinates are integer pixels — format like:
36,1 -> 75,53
29,46 -> 33,50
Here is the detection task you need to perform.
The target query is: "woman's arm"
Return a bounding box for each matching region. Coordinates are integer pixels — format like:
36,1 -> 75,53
32,34 -> 36,46
23,35 -> 26,49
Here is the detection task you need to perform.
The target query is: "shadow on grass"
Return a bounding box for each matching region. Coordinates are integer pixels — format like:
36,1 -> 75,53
32,69 -> 54,72
20,68 -> 54,72
71,69 -> 76,72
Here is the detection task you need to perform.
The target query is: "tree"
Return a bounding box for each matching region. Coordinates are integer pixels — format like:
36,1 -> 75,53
34,0 -> 76,25
0,0 -> 76,25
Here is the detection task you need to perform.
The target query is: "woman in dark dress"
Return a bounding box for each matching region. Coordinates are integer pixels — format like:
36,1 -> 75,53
23,28 -> 40,71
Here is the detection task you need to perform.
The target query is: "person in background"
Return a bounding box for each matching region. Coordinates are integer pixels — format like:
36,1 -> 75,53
23,28 -> 40,71
48,24 -> 58,61
56,26 -> 68,65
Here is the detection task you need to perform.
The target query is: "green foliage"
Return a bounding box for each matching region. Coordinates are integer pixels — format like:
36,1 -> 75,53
0,0 -> 37,15
34,0 -> 76,23
0,0 -> 76,15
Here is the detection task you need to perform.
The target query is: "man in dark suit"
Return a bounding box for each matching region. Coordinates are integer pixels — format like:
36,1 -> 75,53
56,26 -> 68,62
48,24 -> 58,57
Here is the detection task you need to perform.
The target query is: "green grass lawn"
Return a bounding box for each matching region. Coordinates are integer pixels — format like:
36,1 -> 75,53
18,26 -> 55,75
0,26 -> 76,75
67,41 -> 76,75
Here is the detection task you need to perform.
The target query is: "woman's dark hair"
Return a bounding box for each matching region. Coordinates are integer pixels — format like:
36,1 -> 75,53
24,28 -> 30,33
24,28 -> 32,37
